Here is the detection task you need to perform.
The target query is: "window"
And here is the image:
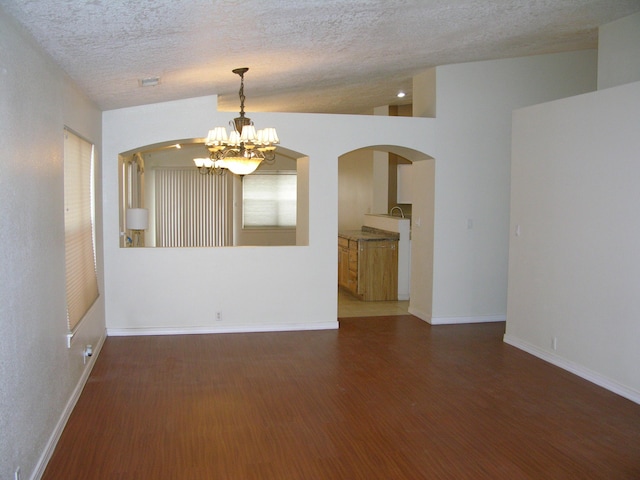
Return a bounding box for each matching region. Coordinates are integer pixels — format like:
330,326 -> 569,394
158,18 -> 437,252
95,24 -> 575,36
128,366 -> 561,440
64,129 -> 99,332
242,172 -> 296,228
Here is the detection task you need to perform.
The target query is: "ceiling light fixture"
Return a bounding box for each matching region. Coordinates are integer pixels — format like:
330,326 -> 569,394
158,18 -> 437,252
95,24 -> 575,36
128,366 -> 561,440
397,91 -> 406,98
194,68 -> 279,176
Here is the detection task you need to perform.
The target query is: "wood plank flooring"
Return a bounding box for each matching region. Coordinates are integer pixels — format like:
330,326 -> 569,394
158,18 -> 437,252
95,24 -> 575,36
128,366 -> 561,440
43,317 -> 640,479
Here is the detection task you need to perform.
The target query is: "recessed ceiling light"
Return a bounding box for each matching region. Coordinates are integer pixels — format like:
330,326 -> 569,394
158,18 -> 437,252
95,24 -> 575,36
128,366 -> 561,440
397,91 -> 406,98
139,77 -> 160,87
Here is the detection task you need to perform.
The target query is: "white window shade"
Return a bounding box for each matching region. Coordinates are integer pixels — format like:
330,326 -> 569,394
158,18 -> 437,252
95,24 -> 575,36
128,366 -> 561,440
243,172 -> 296,228
64,129 -> 99,332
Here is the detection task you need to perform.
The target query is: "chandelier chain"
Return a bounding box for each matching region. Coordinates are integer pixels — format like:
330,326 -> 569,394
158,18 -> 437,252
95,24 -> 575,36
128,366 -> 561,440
238,72 -> 246,119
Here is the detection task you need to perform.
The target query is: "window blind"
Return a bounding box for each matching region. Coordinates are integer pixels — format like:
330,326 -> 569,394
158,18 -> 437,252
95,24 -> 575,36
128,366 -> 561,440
154,168 -> 232,247
243,172 -> 296,228
64,129 -> 99,332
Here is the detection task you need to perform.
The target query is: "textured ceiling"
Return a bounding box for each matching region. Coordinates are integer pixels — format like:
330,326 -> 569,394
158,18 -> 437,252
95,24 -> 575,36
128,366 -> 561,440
1,0 -> 639,114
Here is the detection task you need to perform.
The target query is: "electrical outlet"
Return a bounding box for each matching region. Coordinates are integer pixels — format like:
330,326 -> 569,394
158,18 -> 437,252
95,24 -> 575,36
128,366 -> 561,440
15,466 -> 21,480
83,344 -> 93,365
552,336 -> 558,351
216,312 -> 222,321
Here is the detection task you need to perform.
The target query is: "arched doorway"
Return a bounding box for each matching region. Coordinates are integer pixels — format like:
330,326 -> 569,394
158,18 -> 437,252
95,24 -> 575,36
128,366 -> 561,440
337,145 -> 434,322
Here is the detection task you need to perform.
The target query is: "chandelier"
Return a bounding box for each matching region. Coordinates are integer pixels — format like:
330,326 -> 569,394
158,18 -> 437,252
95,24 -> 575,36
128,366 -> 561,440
194,67 -> 279,176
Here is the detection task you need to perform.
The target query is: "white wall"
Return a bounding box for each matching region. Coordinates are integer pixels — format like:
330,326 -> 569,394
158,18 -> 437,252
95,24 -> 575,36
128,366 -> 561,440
103,103 -> 435,335
427,51 -> 598,324
505,13 -> 640,402
505,80 -> 640,402
598,12 -> 640,90
407,158 -> 435,320
338,149 -> 374,230
0,10 -> 105,479
413,68 -> 436,118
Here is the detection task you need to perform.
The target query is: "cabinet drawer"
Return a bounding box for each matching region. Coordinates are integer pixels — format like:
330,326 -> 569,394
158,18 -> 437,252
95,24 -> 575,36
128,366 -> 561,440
338,236 -> 349,248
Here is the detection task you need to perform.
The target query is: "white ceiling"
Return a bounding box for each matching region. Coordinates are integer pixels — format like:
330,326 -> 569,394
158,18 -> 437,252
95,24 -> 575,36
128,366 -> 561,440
2,0 -> 639,114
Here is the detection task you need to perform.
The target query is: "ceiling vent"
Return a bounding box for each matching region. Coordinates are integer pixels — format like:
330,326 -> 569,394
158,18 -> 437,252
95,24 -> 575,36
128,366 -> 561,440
139,77 -> 160,87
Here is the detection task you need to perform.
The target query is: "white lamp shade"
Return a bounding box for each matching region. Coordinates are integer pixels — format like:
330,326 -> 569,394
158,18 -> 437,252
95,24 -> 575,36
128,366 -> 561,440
205,127 -> 228,145
227,131 -> 241,146
240,124 -> 258,143
126,208 -> 149,230
260,127 -> 279,144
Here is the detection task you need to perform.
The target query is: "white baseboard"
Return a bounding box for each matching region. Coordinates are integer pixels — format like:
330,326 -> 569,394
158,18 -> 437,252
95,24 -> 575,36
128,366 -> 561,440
503,334 -> 640,405
429,314 -> 506,325
407,306 -> 431,323
32,330 -> 107,480
406,307 -> 506,326
107,321 -> 339,337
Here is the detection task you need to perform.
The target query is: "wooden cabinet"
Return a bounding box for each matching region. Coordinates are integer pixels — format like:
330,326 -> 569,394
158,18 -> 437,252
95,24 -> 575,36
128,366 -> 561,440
338,236 -> 358,294
338,235 -> 398,301
338,236 -> 351,291
358,239 -> 398,301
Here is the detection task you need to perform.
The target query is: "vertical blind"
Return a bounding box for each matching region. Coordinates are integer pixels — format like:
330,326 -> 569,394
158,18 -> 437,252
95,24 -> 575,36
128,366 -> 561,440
243,172 -> 297,227
64,129 -> 99,331
154,168 -> 232,247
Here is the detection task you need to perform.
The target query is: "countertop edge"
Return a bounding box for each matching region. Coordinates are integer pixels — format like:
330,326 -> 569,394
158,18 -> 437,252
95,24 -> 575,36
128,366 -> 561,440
338,229 -> 400,241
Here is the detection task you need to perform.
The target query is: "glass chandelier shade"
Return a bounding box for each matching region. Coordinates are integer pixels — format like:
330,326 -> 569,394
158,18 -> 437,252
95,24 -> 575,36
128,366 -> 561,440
195,68 -> 279,176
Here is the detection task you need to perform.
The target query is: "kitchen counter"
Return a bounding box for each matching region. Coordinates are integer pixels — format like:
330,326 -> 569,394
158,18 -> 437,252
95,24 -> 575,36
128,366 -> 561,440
363,214 -> 411,300
338,228 -> 399,301
338,227 -> 399,242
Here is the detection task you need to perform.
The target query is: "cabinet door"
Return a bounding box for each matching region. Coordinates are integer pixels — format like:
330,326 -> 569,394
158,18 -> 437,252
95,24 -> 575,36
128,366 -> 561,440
338,245 -> 350,288
348,240 -> 359,295
359,240 -> 398,301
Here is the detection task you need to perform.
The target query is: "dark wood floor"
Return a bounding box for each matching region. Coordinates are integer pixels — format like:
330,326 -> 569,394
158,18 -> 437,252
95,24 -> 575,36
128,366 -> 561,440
43,316 -> 640,479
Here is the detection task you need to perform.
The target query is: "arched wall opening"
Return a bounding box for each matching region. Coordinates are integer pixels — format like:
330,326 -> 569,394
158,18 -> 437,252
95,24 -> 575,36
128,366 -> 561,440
117,139 -> 310,248
338,145 -> 435,322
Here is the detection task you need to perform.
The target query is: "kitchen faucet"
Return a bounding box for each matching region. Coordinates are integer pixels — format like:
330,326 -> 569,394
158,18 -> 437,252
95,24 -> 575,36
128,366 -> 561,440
389,206 -> 405,218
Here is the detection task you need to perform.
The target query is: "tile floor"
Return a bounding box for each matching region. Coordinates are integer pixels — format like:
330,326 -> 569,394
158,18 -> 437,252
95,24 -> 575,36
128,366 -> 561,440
337,289 -> 409,317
